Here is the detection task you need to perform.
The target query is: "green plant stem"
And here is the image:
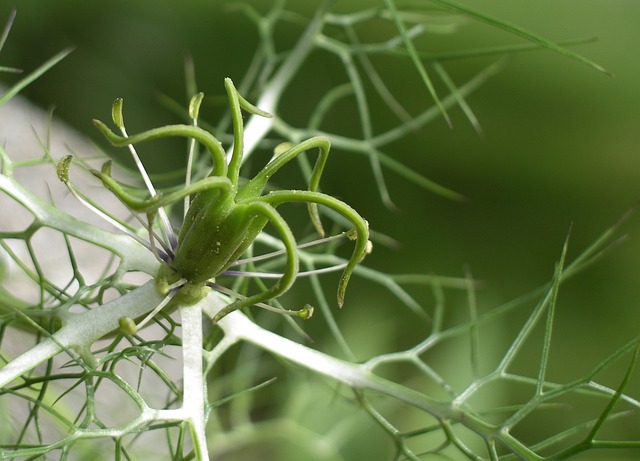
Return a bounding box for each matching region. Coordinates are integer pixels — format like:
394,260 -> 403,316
0,171 -> 157,275
210,302 -> 535,459
239,1 -> 331,160
0,282 -> 163,388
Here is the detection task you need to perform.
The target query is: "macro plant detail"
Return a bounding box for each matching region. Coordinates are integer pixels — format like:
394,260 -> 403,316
1,3 -> 640,461
60,77 -> 370,332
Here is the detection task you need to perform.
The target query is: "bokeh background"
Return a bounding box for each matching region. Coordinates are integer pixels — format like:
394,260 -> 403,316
1,1 -> 639,459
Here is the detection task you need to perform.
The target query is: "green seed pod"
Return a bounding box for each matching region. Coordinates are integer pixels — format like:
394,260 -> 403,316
86,78 -> 370,326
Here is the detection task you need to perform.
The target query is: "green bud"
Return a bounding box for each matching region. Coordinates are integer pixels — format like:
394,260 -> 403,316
297,304 -> 314,320
119,317 -> 138,335
56,155 -> 73,183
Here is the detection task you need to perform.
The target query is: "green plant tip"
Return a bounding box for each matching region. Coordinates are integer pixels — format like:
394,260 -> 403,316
189,92 -> 204,120
112,98 -> 124,129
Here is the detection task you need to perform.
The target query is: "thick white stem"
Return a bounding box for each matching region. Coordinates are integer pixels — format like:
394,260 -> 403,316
0,282 -> 163,388
180,304 -> 210,461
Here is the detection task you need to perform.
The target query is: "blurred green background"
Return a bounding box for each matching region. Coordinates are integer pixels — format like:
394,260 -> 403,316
1,0 -> 639,457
